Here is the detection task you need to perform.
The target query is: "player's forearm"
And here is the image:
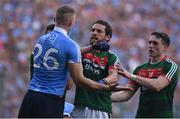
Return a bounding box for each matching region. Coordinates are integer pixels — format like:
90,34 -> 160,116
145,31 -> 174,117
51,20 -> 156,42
78,76 -> 110,91
68,63 -> 110,91
111,91 -> 132,102
130,74 -> 163,91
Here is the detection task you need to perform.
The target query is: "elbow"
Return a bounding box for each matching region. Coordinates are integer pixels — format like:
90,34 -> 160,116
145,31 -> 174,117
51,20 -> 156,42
73,76 -> 84,87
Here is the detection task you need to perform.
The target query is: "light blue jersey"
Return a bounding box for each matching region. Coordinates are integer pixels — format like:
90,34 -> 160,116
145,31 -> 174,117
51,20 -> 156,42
29,26 -> 81,96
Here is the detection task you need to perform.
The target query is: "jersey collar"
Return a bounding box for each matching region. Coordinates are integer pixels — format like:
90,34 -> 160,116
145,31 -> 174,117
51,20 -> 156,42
148,55 -> 167,64
54,26 -> 68,37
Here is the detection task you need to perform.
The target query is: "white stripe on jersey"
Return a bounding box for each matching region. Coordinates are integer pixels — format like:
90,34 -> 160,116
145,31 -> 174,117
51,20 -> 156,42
165,59 -> 178,81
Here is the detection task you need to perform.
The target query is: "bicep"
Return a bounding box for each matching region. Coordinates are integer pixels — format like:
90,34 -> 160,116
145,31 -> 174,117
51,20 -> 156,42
156,60 -> 178,89
156,75 -> 170,89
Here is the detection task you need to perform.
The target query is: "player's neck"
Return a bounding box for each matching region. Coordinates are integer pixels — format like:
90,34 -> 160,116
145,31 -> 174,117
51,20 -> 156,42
150,54 -> 165,64
56,24 -> 69,33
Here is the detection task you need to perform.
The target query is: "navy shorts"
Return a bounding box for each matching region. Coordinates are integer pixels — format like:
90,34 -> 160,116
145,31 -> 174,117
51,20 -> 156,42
18,90 -> 64,118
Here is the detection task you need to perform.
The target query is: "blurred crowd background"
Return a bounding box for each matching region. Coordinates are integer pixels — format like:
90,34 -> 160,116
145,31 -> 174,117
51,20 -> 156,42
0,0 -> 179,118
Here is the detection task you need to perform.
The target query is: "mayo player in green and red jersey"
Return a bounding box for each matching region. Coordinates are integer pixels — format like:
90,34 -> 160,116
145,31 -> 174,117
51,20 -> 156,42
71,20 -> 133,118
111,32 -> 178,118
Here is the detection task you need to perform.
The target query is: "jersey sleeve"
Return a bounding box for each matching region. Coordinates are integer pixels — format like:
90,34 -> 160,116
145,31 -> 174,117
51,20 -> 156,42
67,43 -> 81,63
108,53 -> 119,70
161,59 -> 178,82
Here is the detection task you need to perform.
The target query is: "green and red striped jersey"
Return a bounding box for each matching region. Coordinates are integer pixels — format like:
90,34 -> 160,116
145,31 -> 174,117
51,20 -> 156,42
74,50 -> 118,113
132,56 -> 178,118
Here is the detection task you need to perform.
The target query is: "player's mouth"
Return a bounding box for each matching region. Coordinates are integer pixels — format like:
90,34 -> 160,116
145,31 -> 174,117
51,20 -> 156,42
90,36 -> 98,45
149,49 -> 154,54
91,36 -> 98,40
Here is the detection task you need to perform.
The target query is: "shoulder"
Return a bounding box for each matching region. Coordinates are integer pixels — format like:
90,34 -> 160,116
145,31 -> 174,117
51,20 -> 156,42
108,50 -> 118,58
133,61 -> 148,72
163,58 -> 178,71
67,39 -> 80,51
54,31 -> 80,49
164,58 -> 178,66
38,34 -> 46,41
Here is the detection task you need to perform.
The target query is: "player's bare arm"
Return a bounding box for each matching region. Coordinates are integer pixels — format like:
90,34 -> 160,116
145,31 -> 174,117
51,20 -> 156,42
68,62 -> 110,90
66,79 -> 73,90
111,83 -> 138,102
103,69 -> 119,85
116,63 -> 170,92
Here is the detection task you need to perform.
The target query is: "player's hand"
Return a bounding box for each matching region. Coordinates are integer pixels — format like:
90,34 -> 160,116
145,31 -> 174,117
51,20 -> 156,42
115,63 -> 132,79
97,79 -> 108,95
92,40 -> 110,52
90,38 -> 98,46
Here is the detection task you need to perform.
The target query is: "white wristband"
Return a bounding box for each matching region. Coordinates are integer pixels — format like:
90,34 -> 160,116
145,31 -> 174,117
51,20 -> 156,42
130,74 -> 137,81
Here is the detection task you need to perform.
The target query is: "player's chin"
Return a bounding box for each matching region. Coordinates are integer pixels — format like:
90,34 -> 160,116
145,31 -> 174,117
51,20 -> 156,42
149,51 -> 154,56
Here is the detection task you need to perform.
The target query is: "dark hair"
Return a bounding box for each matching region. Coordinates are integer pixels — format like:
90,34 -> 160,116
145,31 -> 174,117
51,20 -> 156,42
93,20 -> 112,39
45,24 -> 55,34
55,6 -> 75,25
151,32 -> 170,47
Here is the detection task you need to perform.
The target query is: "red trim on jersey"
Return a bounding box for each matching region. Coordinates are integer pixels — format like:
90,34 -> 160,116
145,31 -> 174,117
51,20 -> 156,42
160,55 -> 167,61
108,65 -> 115,70
148,55 -> 168,63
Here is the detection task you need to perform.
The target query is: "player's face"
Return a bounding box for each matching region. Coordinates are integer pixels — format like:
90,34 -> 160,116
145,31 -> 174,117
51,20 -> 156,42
90,24 -> 109,42
148,35 -> 166,58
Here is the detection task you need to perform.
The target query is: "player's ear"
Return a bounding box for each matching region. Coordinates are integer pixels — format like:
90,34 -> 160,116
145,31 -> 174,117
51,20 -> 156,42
105,35 -> 111,42
68,20 -> 73,27
163,44 -> 168,52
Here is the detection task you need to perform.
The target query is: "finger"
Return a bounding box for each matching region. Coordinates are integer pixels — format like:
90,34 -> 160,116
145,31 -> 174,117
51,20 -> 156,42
115,64 -> 120,67
115,66 -> 121,70
109,82 -> 119,87
117,70 -> 124,74
122,87 -> 135,91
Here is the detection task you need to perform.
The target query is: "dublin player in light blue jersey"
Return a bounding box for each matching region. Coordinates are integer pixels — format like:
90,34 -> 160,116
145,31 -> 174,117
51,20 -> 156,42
18,6 -> 124,118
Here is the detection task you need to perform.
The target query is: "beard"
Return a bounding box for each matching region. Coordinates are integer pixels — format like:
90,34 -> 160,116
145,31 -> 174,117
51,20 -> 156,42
90,36 -> 98,45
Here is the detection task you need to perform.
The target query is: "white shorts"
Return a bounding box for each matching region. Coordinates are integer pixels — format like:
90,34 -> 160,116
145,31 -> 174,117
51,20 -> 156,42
70,106 -> 111,118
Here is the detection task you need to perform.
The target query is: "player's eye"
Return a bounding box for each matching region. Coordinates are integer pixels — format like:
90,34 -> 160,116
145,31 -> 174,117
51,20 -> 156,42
91,28 -> 103,33
149,41 -> 158,45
